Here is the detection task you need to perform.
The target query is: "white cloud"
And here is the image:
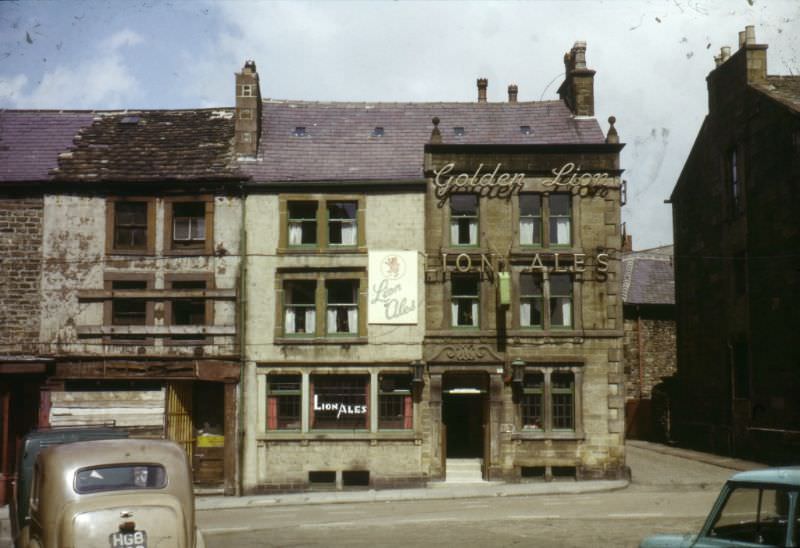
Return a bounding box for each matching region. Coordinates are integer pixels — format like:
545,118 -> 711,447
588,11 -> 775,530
2,28 -> 143,109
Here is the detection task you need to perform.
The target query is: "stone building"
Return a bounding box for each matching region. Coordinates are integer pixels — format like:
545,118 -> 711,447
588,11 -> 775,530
236,41 -> 627,492
0,108 -> 247,494
621,241 -> 676,440
670,26 -> 800,462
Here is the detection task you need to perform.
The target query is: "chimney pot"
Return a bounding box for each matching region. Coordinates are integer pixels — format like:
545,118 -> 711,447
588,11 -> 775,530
721,46 -> 731,61
508,84 -> 518,103
739,31 -> 746,48
477,78 -> 488,103
572,41 -> 587,69
745,25 -> 756,45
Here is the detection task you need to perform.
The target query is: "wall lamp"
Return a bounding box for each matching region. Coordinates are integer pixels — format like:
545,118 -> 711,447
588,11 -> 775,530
511,358 -> 526,389
411,360 -> 426,386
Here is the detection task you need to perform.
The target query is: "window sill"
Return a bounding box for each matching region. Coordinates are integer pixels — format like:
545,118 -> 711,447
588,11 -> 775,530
107,249 -> 155,256
511,431 -> 585,441
258,431 -> 419,442
278,247 -> 366,255
163,246 -> 213,257
275,336 -> 367,346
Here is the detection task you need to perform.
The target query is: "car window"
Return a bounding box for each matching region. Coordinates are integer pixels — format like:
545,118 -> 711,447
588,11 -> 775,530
75,464 -> 166,493
710,485 -> 790,546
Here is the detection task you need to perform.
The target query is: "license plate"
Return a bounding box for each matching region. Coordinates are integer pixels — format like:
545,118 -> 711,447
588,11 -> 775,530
109,530 -> 147,548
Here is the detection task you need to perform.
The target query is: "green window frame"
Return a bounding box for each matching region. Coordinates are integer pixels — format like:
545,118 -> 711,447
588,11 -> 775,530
287,201 -> 318,247
548,274 -> 573,329
450,194 -> 479,247
519,194 -> 542,247
267,374 -> 302,430
451,274 -> 479,328
520,273 -> 544,329
548,194 -> 572,247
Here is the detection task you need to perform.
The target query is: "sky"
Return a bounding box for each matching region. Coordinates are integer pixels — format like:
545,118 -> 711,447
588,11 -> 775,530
1,0 -> 798,250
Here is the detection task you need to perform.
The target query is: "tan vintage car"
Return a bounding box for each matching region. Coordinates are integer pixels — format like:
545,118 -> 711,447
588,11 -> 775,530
18,438 -> 205,548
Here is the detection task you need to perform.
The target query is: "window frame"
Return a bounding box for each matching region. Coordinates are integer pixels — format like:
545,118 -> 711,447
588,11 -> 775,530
279,195 -> 365,253
164,273 -> 213,345
518,193 -> 543,248
547,193 -> 573,248
106,197 -> 156,255
448,193 -> 480,247
450,273 -> 481,329
515,364 -> 583,438
548,273 -> 574,330
514,271 -> 576,331
103,273 -> 155,345
378,373 -> 413,430
519,272 -> 544,329
163,196 -> 214,256
310,374 -> 370,431
266,373 -> 302,431
275,270 -> 367,342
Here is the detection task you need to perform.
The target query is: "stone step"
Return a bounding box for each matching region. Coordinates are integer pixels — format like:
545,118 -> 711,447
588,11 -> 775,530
445,458 -> 484,483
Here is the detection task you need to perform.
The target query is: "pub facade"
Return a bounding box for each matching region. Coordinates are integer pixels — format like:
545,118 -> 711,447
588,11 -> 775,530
237,41 -> 627,492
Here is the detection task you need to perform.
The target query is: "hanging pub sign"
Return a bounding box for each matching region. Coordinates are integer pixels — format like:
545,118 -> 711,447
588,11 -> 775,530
368,250 -> 418,324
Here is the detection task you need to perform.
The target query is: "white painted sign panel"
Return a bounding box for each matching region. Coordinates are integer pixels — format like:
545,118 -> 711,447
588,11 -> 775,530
368,250 -> 418,324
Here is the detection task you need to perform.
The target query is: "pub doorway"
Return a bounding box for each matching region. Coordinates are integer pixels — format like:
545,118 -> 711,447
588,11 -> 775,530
441,372 -> 488,481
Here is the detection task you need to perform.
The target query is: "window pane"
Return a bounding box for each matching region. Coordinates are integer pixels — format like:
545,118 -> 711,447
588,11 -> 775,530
379,374 -> 413,429
451,275 -> 479,327
450,194 -> 477,215
326,280 -> 358,334
328,202 -> 357,246
312,375 -> 368,430
75,465 -> 166,493
520,194 -> 541,216
114,202 -> 148,250
520,273 -> 543,296
711,487 -> 790,546
267,374 -> 301,430
284,281 -> 316,335
110,281 -> 146,341
549,274 -> 573,327
549,194 -> 571,216
552,372 -> 574,430
549,194 -> 571,246
521,373 -> 544,430
288,202 -> 317,245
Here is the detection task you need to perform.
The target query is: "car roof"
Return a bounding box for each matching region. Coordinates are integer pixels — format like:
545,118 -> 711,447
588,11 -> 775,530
730,467 -> 800,487
38,438 -> 187,475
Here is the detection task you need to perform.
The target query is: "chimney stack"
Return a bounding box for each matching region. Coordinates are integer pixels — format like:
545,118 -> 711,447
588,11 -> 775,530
745,25 -> 756,45
557,41 -> 596,117
235,59 -> 262,157
721,46 -> 732,62
739,31 -> 746,49
508,84 -> 518,103
477,78 -> 488,103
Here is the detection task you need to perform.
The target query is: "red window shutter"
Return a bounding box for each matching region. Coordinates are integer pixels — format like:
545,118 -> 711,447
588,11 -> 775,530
268,396 -> 278,430
403,395 -> 413,429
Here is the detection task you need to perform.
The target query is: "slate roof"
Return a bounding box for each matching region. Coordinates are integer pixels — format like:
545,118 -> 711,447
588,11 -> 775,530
242,100 -> 607,182
622,245 -> 675,306
0,110 -> 95,183
752,76 -> 800,113
53,109 -> 241,182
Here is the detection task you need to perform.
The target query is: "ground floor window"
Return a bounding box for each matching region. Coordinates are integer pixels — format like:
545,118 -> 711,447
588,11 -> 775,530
311,375 -> 369,430
518,366 -> 580,434
378,374 -> 413,429
267,374 -> 301,430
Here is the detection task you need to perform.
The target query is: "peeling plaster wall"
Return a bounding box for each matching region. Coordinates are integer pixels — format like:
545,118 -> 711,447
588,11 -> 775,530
40,194 -> 242,357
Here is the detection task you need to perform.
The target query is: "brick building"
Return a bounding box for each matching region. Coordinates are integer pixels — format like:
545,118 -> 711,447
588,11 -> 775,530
670,26 -> 800,461
621,242 -> 676,440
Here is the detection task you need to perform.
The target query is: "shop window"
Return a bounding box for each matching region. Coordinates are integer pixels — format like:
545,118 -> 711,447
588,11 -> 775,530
111,202 -> 149,251
549,274 -> 573,328
451,274 -> 479,328
288,201 -> 318,246
519,194 -> 542,246
311,375 -> 369,430
520,372 -> 544,430
326,280 -> 358,335
450,194 -> 478,246
327,201 -> 357,246
111,280 -> 147,341
378,374 -> 413,429
549,194 -> 572,246
551,372 -> 575,430
169,280 -> 207,342
284,280 -> 317,336
267,374 -> 301,430
518,367 -> 579,434
519,273 -> 544,328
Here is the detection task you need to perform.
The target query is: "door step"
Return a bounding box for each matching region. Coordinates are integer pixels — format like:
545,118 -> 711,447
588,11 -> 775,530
444,458 -> 484,483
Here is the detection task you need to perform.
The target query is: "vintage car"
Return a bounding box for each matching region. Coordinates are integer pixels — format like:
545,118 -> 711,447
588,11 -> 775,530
17,438 -> 205,548
640,467 -> 800,547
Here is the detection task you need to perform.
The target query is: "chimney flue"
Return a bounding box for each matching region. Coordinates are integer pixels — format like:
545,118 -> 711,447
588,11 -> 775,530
745,25 -> 756,45
477,78 -> 488,103
508,84 -> 518,103
739,31 -> 746,48
721,46 -> 731,62
235,59 -> 262,157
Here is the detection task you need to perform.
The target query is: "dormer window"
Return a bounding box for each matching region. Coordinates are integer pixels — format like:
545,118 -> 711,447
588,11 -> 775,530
293,127 -> 307,137
453,127 -> 465,137
372,127 -> 385,137
520,125 -> 532,135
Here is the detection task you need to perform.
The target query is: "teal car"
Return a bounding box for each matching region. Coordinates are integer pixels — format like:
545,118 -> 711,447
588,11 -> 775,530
641,467 -> 800,548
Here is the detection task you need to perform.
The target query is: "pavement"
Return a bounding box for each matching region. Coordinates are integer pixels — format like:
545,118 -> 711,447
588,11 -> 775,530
0,440 -> 766,546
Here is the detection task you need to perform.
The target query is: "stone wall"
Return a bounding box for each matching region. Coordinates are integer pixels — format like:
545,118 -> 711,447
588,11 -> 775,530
0,197 -> 43,353
623,307 -> 676,400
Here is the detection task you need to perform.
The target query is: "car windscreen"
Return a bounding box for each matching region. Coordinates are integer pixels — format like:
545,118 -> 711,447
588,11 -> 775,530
74,464 -> 167,493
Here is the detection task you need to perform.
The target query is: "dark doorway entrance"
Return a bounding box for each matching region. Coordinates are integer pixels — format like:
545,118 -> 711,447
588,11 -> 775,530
442,393 -> 484,457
